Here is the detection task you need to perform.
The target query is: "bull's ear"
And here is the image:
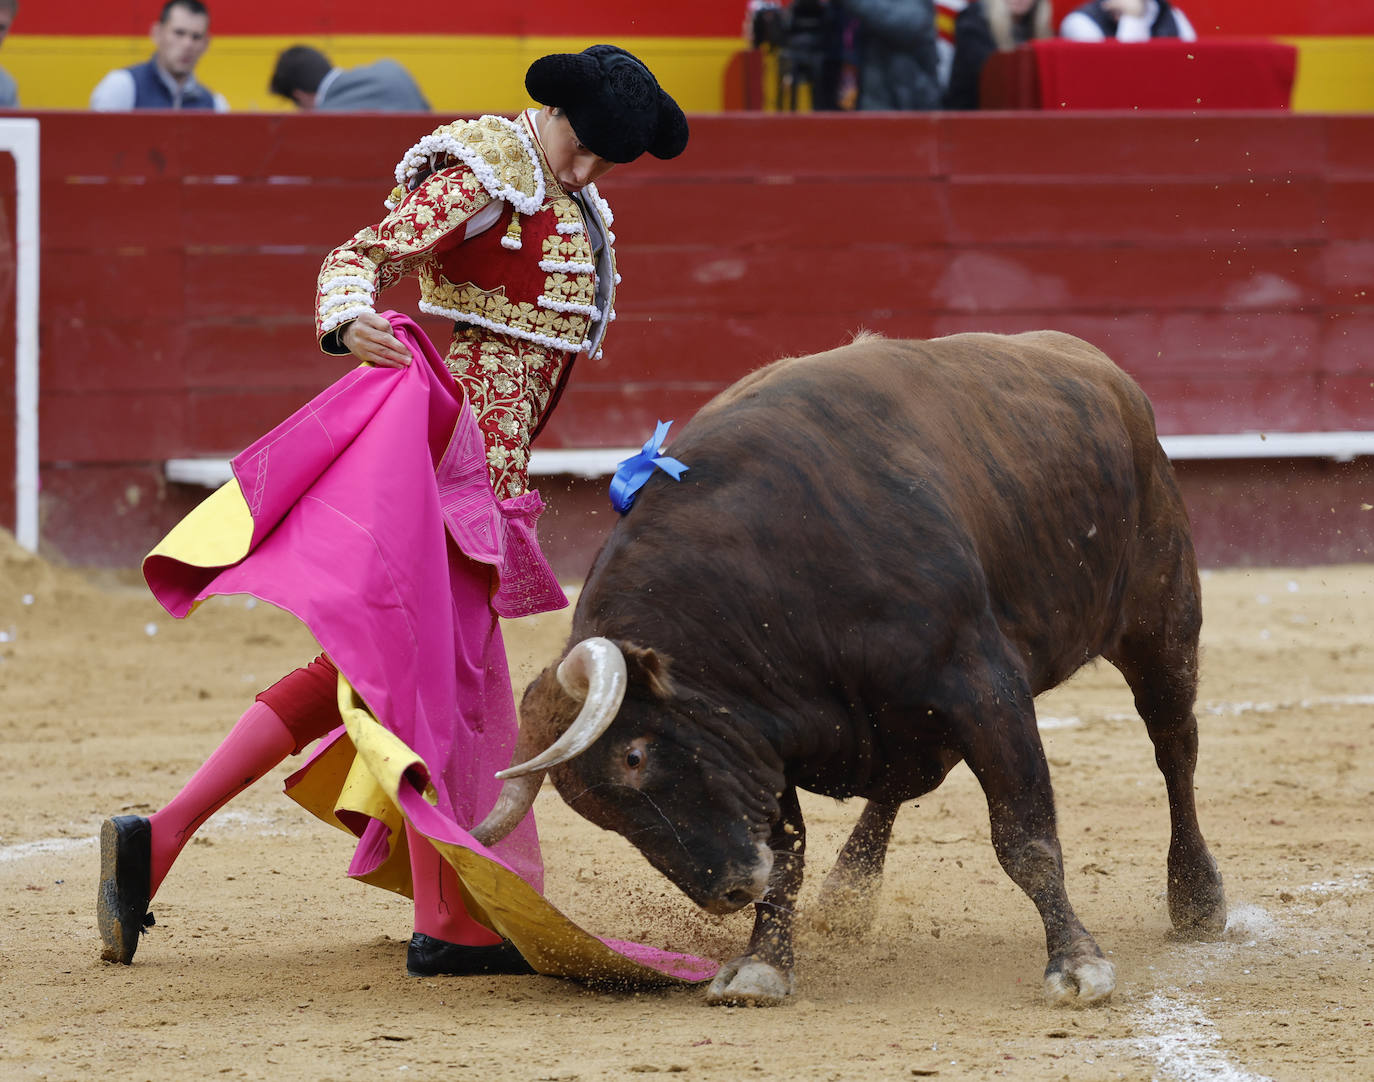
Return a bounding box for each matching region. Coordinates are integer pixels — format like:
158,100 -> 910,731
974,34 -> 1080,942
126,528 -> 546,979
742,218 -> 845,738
620,641 -> 674,699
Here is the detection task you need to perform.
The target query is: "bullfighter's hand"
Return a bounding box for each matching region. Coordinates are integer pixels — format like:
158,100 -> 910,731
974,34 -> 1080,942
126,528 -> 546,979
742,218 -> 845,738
341,311 -> 412,367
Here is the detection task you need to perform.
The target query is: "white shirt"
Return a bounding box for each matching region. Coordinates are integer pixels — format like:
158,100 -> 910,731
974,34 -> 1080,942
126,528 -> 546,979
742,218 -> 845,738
1061,1 -> 1198,43
89,64 -> 230,111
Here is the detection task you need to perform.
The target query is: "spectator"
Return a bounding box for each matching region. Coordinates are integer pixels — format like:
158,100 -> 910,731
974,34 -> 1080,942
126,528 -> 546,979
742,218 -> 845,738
90,0 -> 227,111
269,45 -> 430,112
1060,0 -> 1197,42
944,0 -> 1053,109
837,0 -> 941,110
0,0 -> 16,108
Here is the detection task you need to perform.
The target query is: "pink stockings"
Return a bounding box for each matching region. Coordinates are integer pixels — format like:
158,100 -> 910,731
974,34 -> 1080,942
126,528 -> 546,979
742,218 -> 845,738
148,699 -> 296,895
407,822 -> 501,946
148,663 -> 499,944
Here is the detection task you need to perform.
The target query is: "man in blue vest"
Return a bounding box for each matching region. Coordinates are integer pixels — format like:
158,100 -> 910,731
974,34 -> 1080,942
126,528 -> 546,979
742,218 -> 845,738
90,0 -> 228,111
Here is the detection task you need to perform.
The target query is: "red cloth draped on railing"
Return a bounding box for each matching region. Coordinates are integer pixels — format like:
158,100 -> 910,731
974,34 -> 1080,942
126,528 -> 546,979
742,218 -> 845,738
982,38 -> 1298,111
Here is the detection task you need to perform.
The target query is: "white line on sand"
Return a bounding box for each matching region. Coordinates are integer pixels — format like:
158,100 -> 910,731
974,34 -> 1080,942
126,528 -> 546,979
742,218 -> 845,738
1126,903 -> 1279,1081
0,835 -> 93,863
1045,692 -> 1374,730
1123,883 -> 1374,1082
1133,991 -> 1276,1082
0,810 -> 288,865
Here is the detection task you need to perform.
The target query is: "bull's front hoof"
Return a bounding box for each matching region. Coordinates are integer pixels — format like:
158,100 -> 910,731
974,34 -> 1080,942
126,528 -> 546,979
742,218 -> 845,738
1043,954 -> 1116,1007
704,958 -> 794,1007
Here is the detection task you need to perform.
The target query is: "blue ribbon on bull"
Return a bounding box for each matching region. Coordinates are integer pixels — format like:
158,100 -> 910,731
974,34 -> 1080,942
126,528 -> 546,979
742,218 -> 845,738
609,420 -> 688,514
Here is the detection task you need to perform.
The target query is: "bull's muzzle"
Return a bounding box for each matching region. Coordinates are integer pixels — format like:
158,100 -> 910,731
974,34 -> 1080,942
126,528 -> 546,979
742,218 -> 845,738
700,840 -> 774,915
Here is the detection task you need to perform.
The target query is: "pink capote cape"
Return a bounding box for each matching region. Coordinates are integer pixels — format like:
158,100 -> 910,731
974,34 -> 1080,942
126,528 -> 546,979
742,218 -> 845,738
143,313 -> 716,985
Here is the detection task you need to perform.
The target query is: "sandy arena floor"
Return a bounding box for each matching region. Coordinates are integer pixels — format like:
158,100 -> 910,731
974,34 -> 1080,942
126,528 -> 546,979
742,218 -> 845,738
0,529 -> 1370,1081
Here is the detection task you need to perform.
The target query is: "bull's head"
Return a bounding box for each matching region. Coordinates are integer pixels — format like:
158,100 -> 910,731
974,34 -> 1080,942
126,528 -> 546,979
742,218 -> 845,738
471,637 -> 783,914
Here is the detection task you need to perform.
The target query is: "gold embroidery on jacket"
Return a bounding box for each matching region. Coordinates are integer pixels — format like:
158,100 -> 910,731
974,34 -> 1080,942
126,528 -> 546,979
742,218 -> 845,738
427,276 -> 592,345
445,329 -> 571,500
313,113 -> 613,494
315,166 -> 493,334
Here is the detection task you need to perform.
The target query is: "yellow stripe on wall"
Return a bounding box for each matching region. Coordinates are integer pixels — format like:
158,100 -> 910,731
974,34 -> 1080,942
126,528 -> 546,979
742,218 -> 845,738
3,34 -> 745,113
1284,36 -> 1374,113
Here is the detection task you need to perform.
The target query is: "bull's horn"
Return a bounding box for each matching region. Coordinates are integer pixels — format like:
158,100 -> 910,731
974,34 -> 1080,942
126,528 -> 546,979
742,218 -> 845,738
497,637 -> 627,778
469,773 -> 544,849
468,637 -> 626,847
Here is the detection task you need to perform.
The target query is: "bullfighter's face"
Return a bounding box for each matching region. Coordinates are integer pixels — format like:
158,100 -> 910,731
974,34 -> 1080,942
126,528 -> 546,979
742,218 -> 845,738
547,691 -> 781,915
535,106 -> 616,194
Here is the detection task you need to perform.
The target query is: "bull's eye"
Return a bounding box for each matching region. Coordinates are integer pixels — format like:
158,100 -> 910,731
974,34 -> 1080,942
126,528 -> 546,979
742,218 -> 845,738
626,747 -> 645,769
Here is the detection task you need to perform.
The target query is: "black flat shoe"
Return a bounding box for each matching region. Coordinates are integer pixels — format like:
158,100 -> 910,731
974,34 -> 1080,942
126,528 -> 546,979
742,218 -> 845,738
96,815 -> 155,965
406,933 -> 534,977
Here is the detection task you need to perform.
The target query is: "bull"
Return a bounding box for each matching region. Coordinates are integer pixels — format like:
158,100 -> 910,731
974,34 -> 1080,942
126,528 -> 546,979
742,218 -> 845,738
473,331 -> 1227,1006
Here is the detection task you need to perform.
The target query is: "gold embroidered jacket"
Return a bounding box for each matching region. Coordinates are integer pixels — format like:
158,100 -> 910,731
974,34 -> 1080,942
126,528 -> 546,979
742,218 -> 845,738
313,111 -> 618,499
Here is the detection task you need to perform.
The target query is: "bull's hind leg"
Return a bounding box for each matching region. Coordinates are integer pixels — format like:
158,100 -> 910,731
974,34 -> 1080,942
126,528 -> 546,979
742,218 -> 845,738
814,800 -> 900,938
1107,549 -> 1226,937
952,643 -> 1115,1005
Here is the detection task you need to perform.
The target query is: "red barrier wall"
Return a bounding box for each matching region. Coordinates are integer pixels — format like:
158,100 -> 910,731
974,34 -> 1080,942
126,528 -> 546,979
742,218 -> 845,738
14,110 -> 1374,571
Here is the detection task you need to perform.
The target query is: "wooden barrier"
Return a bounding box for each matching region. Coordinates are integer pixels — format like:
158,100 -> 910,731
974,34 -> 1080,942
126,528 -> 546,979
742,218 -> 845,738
4,110 -> 1373,570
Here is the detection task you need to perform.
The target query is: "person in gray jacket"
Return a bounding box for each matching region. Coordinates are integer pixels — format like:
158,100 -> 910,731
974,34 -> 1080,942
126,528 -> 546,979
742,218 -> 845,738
839,0 -> 940,110
270,44 -> 430,111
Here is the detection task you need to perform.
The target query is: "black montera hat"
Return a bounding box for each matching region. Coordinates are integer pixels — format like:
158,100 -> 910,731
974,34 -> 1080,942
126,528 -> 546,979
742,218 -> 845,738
525,44 -> 689,164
